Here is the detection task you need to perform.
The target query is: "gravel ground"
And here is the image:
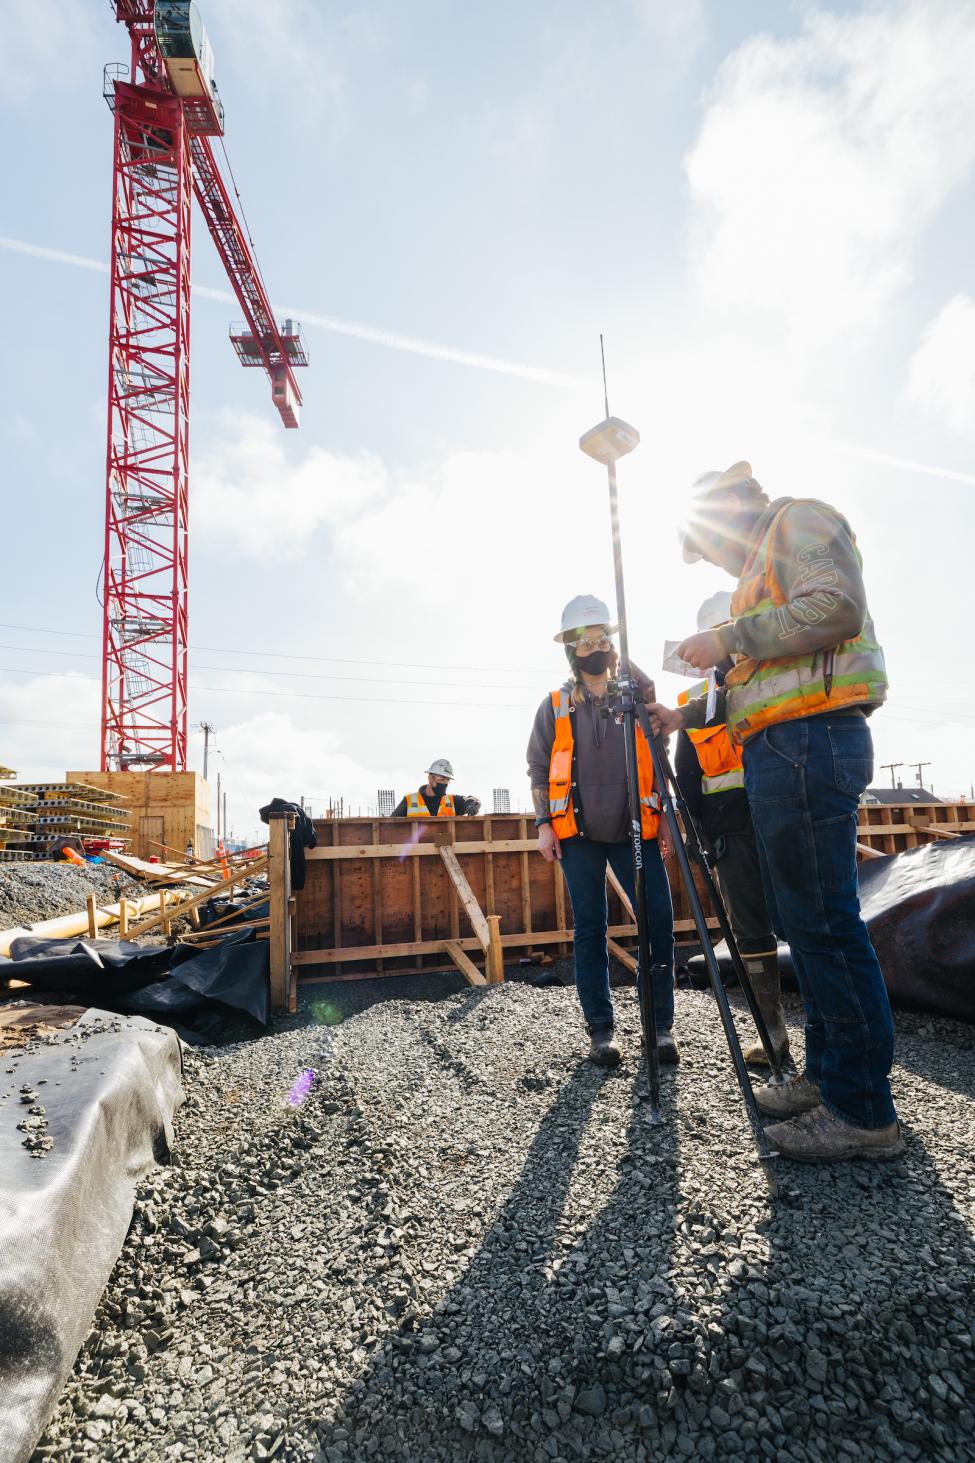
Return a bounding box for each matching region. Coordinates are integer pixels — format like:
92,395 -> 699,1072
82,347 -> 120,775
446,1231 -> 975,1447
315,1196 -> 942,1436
31,973 -> 975,1463
0,864 -> 144,929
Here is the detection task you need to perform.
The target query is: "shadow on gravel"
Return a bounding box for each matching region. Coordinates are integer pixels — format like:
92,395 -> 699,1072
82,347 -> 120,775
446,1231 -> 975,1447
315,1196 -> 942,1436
320,1062 -> 680,1461
707,1123 -> 975,1458
890,1019 -> 975,1103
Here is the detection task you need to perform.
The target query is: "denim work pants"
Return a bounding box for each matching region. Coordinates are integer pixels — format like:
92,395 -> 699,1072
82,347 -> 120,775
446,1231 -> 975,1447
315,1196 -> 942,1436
559,835 -> 675,1036
742,712 -> 896,1128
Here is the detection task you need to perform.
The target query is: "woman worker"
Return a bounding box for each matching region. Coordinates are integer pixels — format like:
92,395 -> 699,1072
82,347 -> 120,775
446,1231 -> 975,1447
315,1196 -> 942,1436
526,594 -> 677,1067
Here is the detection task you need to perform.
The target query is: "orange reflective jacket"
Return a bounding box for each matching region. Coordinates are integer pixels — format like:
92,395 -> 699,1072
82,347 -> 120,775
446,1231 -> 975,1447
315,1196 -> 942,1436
406,791 -> 456,817
547,688 -> 660,840
677,682 -> 744,794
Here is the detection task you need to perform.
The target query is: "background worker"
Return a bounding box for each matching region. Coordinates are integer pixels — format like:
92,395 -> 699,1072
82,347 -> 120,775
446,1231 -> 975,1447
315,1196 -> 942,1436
527,594 -> 676,1068
648,462 -> 900,1163
673,591 -> 790,1069
389,759 -> 481,817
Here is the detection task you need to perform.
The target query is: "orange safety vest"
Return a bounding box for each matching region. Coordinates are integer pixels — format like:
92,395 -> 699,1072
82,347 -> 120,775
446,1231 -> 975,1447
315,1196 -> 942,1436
724,498 -> 888,744
547,687 -> 661,840
677,682 -> 744,794
405,790 -> 456,817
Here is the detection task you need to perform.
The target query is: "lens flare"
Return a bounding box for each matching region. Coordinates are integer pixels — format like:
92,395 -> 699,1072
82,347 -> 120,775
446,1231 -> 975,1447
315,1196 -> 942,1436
286,1068 -> 315,1107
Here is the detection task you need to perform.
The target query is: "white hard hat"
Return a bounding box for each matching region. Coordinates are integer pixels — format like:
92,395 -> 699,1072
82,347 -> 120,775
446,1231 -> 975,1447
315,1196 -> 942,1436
554,594 -> 618,644
426,758 -> 454,780
696,591 -> 733,631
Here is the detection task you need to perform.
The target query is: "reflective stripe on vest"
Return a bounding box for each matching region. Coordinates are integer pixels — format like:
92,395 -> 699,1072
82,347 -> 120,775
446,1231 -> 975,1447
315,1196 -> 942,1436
405,791 -> 456,817
546,687 -> 660,841
725,499 -> 888,744
702,767 -> 745,794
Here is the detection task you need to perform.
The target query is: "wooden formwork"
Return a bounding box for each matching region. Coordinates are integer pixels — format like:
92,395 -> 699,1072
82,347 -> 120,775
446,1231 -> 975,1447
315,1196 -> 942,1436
276,814 -> 718,1007
856,799 -> 975,857
269,801 -> 975,1008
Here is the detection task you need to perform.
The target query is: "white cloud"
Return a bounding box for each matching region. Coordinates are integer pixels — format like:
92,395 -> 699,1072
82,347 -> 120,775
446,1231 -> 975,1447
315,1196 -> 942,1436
905,294 -> 975,435
684,1 -> 975,347
210,711 -> 390,834
192,412 -> 388,559
0,673 -> 100,781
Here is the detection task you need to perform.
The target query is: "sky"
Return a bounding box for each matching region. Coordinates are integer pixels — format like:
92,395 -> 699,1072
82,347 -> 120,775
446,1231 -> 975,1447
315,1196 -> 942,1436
1,0 -> 974,844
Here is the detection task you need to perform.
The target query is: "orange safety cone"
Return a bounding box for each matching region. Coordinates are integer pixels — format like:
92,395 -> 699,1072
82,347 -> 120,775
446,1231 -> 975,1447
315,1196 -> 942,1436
217,840 -> 230,879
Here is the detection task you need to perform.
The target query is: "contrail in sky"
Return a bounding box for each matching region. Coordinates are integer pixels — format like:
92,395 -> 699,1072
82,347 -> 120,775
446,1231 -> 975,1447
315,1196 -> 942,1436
0,234 -> 583,389
4,233 -> 975,485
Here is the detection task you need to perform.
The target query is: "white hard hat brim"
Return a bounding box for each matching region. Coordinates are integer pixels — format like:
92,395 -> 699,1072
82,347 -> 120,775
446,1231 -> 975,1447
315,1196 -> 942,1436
553,620 -> 619,644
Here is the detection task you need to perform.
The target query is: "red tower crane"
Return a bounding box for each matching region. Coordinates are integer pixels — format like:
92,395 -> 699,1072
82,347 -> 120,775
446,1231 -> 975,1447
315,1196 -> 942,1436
101,0 -> 308,771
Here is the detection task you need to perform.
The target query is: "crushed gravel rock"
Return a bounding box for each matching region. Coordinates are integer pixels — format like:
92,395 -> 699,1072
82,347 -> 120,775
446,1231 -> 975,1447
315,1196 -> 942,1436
0,863 -> 142,930
32,978 -> 975,1462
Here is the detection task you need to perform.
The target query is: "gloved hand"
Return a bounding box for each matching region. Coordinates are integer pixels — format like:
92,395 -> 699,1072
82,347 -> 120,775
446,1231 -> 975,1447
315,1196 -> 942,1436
465,797 -> 482,815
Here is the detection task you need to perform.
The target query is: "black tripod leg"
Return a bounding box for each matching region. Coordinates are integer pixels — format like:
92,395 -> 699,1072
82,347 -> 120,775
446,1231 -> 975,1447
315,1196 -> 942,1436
634,705 -> 779,1192
652,734 -> 785,1081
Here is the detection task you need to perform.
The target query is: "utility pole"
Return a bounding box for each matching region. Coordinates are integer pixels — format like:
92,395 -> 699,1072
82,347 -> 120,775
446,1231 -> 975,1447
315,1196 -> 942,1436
216,771 -> 221,842
223,791 -> 228,844
912,761 -> 931,789
196,722 -> 216,782
881,762 -> 903,789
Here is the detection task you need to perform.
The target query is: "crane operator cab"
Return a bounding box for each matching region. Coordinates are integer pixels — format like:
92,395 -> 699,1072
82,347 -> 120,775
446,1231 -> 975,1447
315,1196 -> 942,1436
154,1 -> 226,136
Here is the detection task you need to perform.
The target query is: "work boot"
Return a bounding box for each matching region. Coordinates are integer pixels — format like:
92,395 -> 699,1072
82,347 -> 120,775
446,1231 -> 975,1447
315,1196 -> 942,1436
588,1030 -> 622,1068
656,1029 -> 681,1064
741,953 -> 791,1067
754,1072 -> 821,1119
765,1103 -> 904,1164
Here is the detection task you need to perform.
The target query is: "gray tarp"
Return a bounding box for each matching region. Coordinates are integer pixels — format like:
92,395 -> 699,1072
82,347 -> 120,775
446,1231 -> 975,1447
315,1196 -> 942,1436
685,836 -> 975,1023
0,1010 -> 183,1463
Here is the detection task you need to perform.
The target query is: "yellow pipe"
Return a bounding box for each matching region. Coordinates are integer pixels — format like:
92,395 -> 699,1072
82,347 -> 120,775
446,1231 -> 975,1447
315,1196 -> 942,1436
0,892 -> 181,959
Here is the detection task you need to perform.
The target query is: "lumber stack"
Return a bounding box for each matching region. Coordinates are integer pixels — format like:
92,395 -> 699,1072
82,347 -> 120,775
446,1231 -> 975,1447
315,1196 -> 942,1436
0,782 -> 41,862
6,781 -> 132,858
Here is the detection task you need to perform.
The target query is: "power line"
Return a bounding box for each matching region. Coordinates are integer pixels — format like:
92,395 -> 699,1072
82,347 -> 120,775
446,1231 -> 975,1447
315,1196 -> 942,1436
0,621 -> 550,675
0,642 -> 539,692
0,666 -> 535,711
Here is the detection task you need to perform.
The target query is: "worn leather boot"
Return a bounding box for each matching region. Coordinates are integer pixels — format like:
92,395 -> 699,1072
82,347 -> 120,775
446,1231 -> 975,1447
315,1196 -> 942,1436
765,1104 -> 904,1163
588,1029 -> 622,1067
741,952 -> 791,1067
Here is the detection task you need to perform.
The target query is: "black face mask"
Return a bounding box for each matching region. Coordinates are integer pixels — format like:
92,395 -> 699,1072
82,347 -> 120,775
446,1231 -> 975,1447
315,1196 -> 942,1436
431,780 -> 449,793
575,649 -> 612,675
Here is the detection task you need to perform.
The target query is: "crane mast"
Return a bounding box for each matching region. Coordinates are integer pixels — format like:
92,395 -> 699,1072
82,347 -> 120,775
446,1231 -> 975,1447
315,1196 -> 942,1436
101,0 -> 307,772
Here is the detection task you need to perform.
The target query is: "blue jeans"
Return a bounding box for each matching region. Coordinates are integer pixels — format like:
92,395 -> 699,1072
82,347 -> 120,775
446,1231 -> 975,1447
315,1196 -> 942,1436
743,713 -> 896,1128
559,836 -> 675,1035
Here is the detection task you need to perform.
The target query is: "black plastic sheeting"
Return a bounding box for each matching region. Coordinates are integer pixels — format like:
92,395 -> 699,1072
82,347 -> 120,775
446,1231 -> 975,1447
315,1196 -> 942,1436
688,836 -> 975,1023
0,1010 -> 183,1463
0,928 -> 269,1044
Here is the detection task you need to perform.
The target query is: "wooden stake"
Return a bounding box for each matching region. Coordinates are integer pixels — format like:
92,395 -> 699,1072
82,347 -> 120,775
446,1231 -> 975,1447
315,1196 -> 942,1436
86,894 -> 98,940
119,900 -> 128,938
486,914 -> 504,984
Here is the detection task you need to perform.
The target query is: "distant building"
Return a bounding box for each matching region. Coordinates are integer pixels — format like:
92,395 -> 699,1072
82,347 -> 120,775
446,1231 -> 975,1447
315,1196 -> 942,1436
862,787 -> 943,806
492,788 -> 511,814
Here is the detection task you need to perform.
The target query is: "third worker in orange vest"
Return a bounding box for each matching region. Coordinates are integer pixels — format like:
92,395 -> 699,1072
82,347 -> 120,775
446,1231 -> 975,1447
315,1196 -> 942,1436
389,760 -> 481,817
673,592 -> 790,1069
